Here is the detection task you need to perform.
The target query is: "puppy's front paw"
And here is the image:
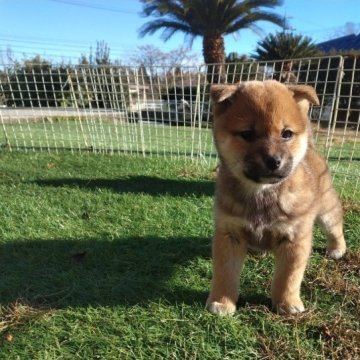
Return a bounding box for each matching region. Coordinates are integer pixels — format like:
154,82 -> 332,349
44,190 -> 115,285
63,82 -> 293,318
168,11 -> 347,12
206,298 -> 236,316
326,247 -> 346,260
273,299 -> 305,315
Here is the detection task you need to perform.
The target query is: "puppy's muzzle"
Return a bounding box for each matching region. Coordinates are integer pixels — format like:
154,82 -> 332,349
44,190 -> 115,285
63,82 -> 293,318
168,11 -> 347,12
244,154 -> 293,184
264,154 -> 282,171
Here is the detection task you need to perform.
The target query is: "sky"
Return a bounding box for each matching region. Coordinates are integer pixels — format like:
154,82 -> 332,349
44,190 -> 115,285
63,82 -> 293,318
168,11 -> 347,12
0,0 -> 360,64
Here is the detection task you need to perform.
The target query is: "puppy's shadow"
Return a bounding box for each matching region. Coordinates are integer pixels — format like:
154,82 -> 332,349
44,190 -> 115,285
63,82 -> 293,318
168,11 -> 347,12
33,176 -> 215,197
0,236 -> 210,308
237,294 -> 272,309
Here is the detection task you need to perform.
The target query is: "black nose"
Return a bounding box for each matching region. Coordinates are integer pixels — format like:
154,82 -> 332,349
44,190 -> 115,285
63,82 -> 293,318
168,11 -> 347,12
264,155 -> 282,171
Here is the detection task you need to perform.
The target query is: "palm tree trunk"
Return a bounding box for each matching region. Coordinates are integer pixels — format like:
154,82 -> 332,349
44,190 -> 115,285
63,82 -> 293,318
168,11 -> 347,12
203,33 -> 226,83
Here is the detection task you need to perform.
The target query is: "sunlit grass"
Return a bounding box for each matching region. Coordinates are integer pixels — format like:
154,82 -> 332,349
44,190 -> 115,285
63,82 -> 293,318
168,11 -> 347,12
0,152 -> 359,359
1,120 -> 216,159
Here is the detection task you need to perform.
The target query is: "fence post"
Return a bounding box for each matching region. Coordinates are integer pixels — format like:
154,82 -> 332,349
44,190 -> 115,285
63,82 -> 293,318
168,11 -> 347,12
326,56 -> 345,157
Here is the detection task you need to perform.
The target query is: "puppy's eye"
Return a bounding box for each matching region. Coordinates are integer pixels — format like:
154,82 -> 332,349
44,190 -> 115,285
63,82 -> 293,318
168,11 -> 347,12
281,129 -> 293,140
234,130 -> 256,142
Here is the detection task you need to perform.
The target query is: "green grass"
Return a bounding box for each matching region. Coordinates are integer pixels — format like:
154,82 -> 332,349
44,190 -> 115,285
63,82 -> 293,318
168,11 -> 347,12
1,121 -> 216,159
0,152 -> 359,359
2,120 -> 359,167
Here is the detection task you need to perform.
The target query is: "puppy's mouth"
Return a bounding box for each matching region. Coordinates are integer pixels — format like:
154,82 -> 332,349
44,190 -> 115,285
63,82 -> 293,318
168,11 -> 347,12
244,171 -> 288,184
259,173 -> 288,184
243,159 -> 293,185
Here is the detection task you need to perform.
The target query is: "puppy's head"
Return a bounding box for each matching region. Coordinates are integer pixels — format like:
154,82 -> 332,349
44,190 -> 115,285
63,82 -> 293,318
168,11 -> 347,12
211,80 -> 319,186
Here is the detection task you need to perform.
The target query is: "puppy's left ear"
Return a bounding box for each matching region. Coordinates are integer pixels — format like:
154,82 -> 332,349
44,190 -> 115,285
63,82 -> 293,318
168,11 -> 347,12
210,84 -> 239,114
287,84 -> 319,115
210,84 -> 239,103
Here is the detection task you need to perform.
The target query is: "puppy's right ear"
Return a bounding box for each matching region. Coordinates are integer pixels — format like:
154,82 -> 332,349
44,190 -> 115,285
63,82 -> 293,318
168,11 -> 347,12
210,84 -> 238,114
287,84 -> 320,115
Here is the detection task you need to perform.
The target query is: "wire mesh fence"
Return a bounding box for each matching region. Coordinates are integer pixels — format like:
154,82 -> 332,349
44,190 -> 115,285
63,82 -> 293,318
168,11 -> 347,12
0,55 -> 359,196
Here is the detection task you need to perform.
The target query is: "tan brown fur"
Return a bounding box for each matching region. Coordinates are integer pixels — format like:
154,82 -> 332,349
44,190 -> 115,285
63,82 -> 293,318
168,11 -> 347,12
207,80 -> 346,315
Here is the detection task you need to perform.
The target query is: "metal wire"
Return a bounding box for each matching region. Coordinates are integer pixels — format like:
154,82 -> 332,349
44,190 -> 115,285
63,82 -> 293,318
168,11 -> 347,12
0,55 -> 359,196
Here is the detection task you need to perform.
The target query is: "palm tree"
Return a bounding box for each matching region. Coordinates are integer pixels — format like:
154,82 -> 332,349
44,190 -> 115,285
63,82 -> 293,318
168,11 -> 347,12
253,32 -> 321,83
139,0 -> 285,67
253,32 -> 320,61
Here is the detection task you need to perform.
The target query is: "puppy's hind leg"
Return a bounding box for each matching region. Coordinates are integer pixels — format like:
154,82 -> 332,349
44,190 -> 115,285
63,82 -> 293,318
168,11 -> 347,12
317,195 -> 346,260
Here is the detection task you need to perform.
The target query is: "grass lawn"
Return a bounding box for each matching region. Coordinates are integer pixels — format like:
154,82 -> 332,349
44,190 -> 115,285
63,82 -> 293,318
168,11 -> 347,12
1,121 -> 217,160
2,120 -> 359,187
0,152 -> 359,359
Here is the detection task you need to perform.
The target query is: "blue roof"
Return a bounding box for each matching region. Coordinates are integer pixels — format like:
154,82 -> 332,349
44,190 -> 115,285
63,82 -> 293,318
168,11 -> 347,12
317,33 -> 360,52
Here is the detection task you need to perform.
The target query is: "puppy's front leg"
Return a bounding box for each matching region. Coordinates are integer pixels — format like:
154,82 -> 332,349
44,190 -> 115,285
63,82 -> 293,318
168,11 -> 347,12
207,231 -> 247,315
272,237 -> 312,315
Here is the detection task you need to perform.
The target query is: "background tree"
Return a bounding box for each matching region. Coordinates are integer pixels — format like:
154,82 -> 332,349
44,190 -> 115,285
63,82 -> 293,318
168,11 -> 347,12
139,0 -> 285,81
253,32 -> 320,82
130,44 -> 199,69
79,41 -> 110,66
82,41 -> 112,108
130,44 -> 167,70
130,44 -> 200,92
129,44 -> 201,120
164,46 -> 200,68
2,55 -> 72,107
0,46 -> 16,65
79,54 -> 90,65
253,32 -> 320,61
225,52 -> 258,82
95,40 -> 111,65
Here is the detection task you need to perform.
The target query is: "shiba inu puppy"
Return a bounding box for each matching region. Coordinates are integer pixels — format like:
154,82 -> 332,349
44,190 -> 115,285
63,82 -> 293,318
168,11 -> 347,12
207,80 -> 346,315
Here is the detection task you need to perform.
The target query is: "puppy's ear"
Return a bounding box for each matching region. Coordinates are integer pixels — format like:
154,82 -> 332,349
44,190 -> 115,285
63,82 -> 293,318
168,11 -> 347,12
210,84 -> 239,114
287,84 -> 320,115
